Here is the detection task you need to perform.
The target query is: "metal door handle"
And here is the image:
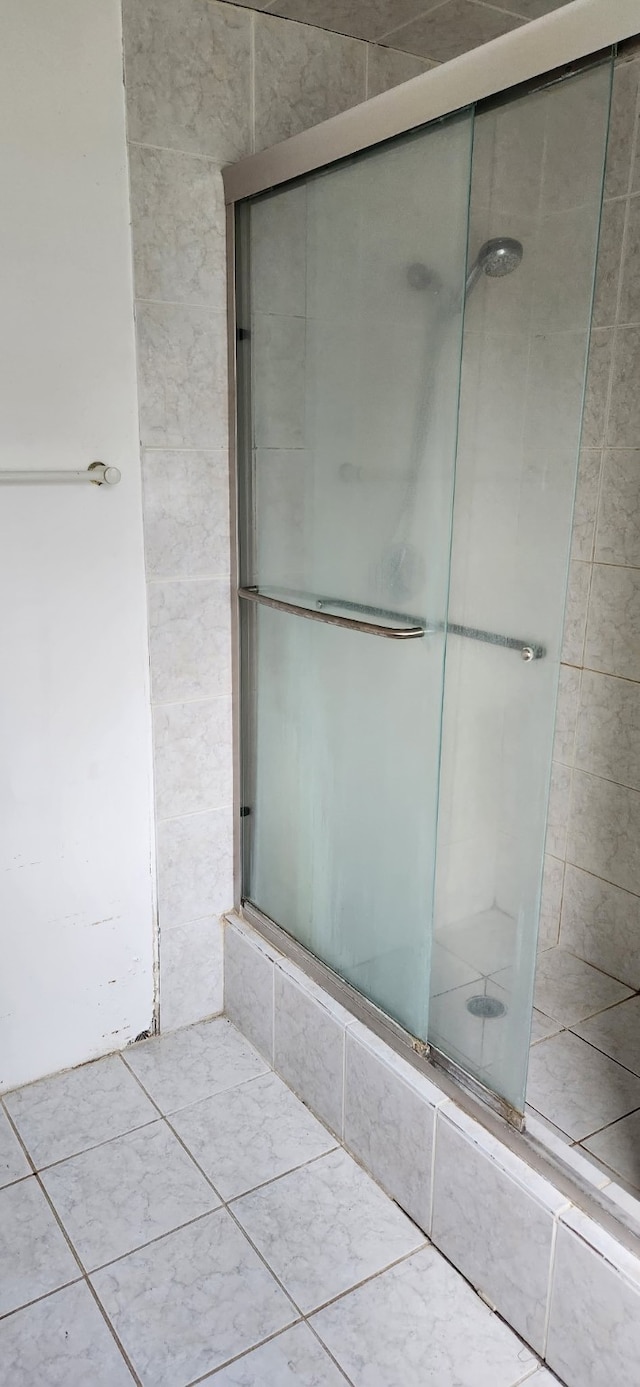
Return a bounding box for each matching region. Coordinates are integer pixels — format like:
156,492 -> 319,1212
238,587 -> 425,640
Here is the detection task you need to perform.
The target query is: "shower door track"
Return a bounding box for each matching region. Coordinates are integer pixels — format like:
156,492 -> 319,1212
240,899 -> 524,1130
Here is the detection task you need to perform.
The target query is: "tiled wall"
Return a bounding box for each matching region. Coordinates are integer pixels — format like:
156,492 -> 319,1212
544,49 -> 640,983
225,913 -> 640,1387
122,0 -> 430,1031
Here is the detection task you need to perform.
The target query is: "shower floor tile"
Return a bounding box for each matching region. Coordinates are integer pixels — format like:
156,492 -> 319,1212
526,1031 -> 640,1141
573,995 -> 640,1077
534,948 -> 633,1027
582,1109 -> 640,1192
0,1018 -> 549,1387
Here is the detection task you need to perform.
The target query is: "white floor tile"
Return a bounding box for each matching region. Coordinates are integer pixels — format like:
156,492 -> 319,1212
530,1009 -> 564,1045
3,1056 -> 156,1169
171,1071 -> 336,1200
573,996 -> 640,1077
210,1323 -> 347,1385
527,1032 -> 640,1140
0,1281 -> 135,1386
440,909 -> 518,977
582,1108 -> 640,1191
0,1178 -> 79,1316
0,1107 -> 30,1188
233,1147 -> 424,1314
124,1018 -> 268,1114
429,940 -> 481,997
312,1246 -> 539,1387
91,1209 -> 296,1387
41,1120 -> 220,1270
534,948 -> 633,1026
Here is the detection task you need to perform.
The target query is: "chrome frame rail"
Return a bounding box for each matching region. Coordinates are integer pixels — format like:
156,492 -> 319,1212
238,585 -> 425,640
222,1 -> 638,205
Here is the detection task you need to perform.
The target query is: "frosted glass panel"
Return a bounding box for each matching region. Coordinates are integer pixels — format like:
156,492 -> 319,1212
430,62 -> 613,1109
238,113 -> 474,1040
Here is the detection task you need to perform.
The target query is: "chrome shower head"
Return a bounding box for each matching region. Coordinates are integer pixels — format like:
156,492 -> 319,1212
466,236 -> 523,295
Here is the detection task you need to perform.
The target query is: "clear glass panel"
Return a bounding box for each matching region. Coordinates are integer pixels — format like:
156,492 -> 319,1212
238,113 -> 474,1040
429,61 -> 613,1110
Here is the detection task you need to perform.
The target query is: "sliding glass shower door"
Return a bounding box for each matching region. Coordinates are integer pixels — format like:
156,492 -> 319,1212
235,56 -> 613,1112
236,113 -> 474,1041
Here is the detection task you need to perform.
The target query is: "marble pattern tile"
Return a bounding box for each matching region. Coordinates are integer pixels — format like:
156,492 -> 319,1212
546,762 -> 572,860
157,807 -> 233,929
604,56 -> 640,199
530,1009 -> 563,1044
123,0 -> 252,162
581,327 -> 612,448
595,449 -> 640,567
560,864 -> 640,990
136,303 -> 227,450
366,45 -> 433,98
527,1031 -> 640,1139
592,199 -> 626,328
584,563 -> 640,682
525,1110 -> 612,1191
253,12 -> 366,152
619,192 -> 640,324
153,697 -> 232,819
561,560 -> 590,666
312,1246 -> 538,1387
583,1109 -> 640,1189
344,1026 -> 435,1232
148,578 -> 231,704
547,1215 -> 640,1387
553,665 -> 581,765
608,326 -> 640,447
124,1017 -> 269,1114
224,920 -> 276,1063
0,1178 -> 79,1315
211,1322 -> 347,1386
534,946 -> 633,1026
42,1120 -> 219,1270
383,0 -> 522,63
567,768 -> 640,895
91,1209 -> 296,1387
0,1281 -> 135,1387
129,147 -> 225,308
0,1107 -> 30,1188
432,1110 -> 564,1353
252,313 -> 306,450
575,670 -> 640,790
142,451 -> 230,580
233,1147 -> 424,1314
172,1070 -> 335,1200
571,449 -> 602,562
160,915 -> 224,1031
574,996 -> 640,1078
267,0 -> 431,42
4,1055 -> 156,1169
538,855 -> 565,951
274,967 -> 345,1137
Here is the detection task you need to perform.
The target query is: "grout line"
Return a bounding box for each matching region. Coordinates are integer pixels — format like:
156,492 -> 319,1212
127,138 -> 223,164
0,1107 -> 144,1384
542,1213 -> 559,1360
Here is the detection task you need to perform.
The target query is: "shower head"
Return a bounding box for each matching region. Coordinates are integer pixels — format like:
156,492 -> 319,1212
465,236 -> 523,296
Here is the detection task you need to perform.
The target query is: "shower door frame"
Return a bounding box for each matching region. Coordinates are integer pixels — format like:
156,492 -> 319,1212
224,0 -> 640,1128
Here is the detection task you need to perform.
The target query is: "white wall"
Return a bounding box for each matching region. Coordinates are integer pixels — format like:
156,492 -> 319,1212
0,0 -> 156,1091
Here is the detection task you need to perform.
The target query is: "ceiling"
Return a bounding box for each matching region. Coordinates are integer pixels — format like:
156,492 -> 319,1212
229,0 -> 574,63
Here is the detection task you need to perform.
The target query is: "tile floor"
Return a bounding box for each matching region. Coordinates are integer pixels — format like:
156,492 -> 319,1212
434,910 -> 640,1199
0,1016 -> 556,1387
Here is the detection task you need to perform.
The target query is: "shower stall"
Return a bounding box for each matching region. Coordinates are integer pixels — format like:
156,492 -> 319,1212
226,12 -> 624,1123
